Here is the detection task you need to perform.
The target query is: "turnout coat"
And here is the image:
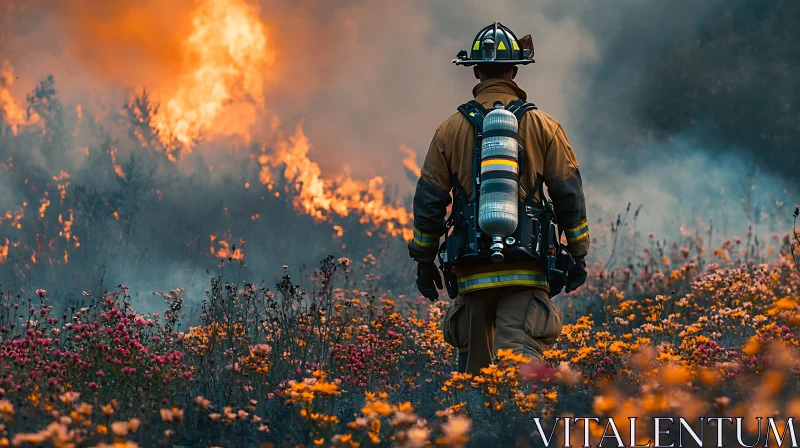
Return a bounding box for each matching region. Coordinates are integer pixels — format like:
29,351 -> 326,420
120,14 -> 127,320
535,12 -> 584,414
408,78 -> 590,295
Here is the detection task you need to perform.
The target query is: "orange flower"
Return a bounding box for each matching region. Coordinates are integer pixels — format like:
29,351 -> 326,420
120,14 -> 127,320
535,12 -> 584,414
660,364 -> 692,386
436,415 -> 471,447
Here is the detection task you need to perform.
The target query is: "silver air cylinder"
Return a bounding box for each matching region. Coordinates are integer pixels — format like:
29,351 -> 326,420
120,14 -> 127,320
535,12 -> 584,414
478,103 -> 519,262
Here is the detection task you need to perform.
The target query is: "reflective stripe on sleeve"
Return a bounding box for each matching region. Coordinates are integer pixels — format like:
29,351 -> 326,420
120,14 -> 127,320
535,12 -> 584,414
412,227 -> 439,248
564,220 -> 589,243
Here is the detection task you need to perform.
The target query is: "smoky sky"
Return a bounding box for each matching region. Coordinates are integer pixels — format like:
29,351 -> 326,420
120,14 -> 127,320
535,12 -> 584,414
4,0 -> 797,181
553,0 -> 800,179
268,0 -> 798,210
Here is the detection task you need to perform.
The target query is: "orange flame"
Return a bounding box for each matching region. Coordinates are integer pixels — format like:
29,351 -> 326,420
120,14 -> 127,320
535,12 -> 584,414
0,239 -> 8,264
58,211 -> 74,243
108,148 -> 126,179
38,198 -> 50,219
54,171 -> 71,202
258,125 -> 413,240
210,234 -> 245,262
399,144 -> 421,179
150,0 -> 274,159
1,209 -> 24,230
0,60 -> 40,134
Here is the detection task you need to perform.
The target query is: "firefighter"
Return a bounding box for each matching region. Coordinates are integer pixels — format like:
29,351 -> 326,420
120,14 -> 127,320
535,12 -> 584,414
409,22 -> 589,374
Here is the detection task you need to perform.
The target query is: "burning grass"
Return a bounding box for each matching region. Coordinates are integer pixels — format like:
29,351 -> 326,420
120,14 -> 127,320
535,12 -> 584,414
1,240 -> 799,446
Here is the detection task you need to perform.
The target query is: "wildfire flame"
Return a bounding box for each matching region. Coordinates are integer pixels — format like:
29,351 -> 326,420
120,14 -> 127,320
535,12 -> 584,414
1,209 -> 24,230
0,0 -> 417,272
150,0 -> 273,159
0,239 -> 8,264
399,144 -> 422,179
210,234 -> 245,262
0,60 -> 40,134
258,125 -> 413,240
142,0 -> 412,238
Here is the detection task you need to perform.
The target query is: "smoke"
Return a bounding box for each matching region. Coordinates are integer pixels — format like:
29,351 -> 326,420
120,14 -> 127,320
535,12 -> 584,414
260,0 -> 798,236
1,0 -> 797,301
548,0 -> 799,238
567,0 -> 800,178
268,0 -> 798,240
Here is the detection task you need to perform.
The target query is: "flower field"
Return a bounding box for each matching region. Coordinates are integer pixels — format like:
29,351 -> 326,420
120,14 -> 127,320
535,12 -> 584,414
1,226 -> 800,447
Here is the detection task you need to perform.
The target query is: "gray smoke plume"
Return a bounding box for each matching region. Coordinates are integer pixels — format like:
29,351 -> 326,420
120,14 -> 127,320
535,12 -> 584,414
562,0 -> 800,175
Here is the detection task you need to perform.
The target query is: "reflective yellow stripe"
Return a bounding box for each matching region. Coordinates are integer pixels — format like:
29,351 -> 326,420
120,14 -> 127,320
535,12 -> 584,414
458,269 -> 544,282
412,227 -> 439,247
413,238 -> 437,247
473,41 -> 481,51
565,220 -> 589,242
458,269 -> 548,294
568,232 -> 589,242
480,159 -> 518,168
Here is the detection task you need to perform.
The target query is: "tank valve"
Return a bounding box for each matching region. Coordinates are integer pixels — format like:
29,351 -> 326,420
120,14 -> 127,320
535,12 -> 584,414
490,236 -> 505,262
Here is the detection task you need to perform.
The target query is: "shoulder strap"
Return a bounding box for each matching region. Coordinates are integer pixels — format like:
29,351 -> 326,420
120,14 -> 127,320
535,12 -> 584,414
457,100 -> 489,132
523,173 -> 546,207
505,99 -> 538,121
456,100 -> 488,207
447,172 -> 470,229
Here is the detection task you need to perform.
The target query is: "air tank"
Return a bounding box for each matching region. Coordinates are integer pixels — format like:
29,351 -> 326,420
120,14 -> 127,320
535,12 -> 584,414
478,102 -> 519,262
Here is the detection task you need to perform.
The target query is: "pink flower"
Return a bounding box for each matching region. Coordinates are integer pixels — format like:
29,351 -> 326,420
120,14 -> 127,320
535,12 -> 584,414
88,382 -> 98,389
35,289 -> 46,296
96,370 -> 105,377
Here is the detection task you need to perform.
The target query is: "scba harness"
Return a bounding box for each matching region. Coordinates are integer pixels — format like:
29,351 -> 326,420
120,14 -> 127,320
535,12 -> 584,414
438,98 -> 575,298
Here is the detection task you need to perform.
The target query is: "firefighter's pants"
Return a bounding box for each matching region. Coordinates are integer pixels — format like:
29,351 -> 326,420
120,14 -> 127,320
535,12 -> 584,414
442,286 -> 563,375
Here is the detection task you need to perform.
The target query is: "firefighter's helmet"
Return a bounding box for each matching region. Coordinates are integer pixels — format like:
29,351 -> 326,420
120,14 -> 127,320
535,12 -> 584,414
453,22 -> 535,66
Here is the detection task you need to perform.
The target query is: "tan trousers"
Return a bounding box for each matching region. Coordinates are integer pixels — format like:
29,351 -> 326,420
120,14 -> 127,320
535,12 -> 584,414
442,286 -> 563,375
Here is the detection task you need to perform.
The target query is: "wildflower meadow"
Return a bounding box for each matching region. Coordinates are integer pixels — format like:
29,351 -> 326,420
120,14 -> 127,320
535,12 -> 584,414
2,219 -> 800,447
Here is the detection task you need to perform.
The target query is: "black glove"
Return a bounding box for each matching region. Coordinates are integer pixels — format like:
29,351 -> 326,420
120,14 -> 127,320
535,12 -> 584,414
565,257 -> 587,293
416,262 -> 443,301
